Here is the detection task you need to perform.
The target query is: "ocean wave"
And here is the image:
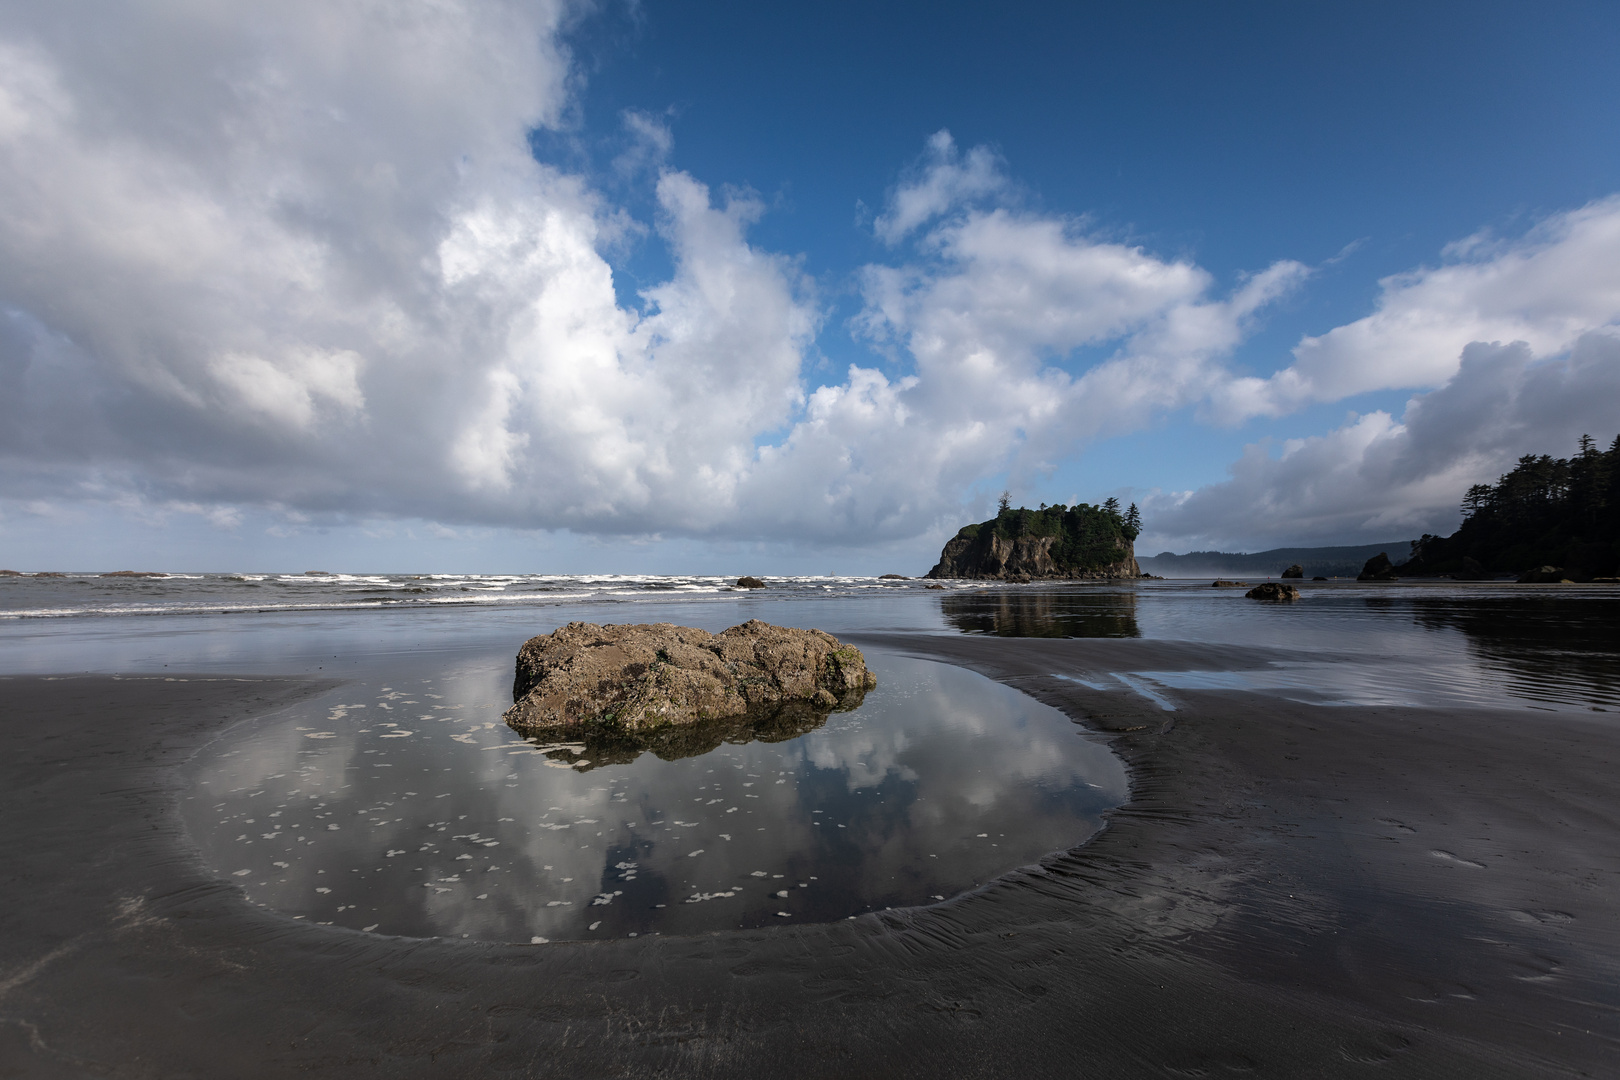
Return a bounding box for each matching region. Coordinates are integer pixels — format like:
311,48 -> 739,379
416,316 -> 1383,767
0,573 -> 953,620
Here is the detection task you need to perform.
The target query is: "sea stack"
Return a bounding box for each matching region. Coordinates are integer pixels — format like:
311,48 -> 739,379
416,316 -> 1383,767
1357,553 -> 1399,581
927,503 -> 1138,581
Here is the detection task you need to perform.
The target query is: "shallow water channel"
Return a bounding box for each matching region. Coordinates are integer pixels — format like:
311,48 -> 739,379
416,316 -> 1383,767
184,648 -> 1127,941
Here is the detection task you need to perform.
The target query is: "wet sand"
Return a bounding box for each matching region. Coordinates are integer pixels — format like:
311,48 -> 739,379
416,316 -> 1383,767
1,636 -> 1616,1078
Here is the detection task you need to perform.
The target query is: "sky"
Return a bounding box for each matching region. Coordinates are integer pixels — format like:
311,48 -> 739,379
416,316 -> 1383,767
2,0 -> 1619,573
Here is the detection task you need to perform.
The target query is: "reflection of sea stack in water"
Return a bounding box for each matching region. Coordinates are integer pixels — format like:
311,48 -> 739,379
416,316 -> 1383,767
504,620 -> 876,737
941,587 -> 1141,638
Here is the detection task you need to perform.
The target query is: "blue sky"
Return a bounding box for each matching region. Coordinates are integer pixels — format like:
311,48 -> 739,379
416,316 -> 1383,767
2,1 -> 1619,572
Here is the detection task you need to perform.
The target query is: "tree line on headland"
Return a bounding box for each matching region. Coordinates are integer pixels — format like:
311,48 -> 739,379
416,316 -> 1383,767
1398,433 -> 1620,580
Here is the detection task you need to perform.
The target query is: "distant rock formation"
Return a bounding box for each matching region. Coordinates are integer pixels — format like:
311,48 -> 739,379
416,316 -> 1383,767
0,569 -> 19,576
1517,566 -> 1572,583
100,570 -> 167,578
735,576 -> 765,589
504,620 -> 876,736
1312,576 -> 1329,581
927,504 -> 1138,581
1246,583 -> 1300,601
1357,553 -> 1399,581
1281,564 -> 1304,579
878,574 -> 909,580
1211,580 -> 1249,588
304,570 -> 332,576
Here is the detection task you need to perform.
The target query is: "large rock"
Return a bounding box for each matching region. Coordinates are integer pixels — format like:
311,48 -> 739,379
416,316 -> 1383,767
1246,583 -> 1300,601
1280,564 -> 1304,579
1357,553 -> 1399,581
504,620 -> 876,735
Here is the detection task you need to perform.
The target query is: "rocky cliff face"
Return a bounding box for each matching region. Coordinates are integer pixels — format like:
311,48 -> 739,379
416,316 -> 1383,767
927,522 -> 1139,580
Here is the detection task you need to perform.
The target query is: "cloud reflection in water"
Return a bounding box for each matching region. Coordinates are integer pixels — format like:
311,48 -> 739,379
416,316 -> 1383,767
185,650 -> 1125,941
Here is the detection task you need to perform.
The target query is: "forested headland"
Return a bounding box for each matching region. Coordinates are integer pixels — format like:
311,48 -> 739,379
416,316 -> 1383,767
1398,434 -> 1620,580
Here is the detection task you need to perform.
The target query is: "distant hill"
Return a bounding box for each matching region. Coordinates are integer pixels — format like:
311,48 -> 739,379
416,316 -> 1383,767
1138,542 -> 1413,580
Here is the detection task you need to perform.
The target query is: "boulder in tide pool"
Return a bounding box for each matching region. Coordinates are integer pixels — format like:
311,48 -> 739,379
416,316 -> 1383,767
504,620 -> 876,736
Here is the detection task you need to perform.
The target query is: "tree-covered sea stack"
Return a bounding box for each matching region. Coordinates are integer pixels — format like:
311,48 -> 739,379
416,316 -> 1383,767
927,500 -> 1141,580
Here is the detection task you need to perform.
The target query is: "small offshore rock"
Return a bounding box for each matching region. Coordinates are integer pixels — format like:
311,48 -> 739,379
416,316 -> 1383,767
1246,582 -> 1301,601
735,576 -> 765,589
1280,564 -> 1304,579
505,620 -> 876,736
0,569 -> 20,576
878,574 -> 909,580
1517,566 -> 1570,584
925,583 -> 946,590
1312,576 -> 1329,581
1357,553 -> 1399,582
1212,580 -> 1249,588
304,570 -> 333,576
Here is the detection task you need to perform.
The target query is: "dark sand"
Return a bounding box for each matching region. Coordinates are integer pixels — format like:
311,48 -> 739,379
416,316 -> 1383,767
1,637 -> 1616,1078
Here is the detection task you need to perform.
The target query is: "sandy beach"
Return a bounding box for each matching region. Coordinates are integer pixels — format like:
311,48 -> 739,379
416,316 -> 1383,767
2,631 -> 1615,1078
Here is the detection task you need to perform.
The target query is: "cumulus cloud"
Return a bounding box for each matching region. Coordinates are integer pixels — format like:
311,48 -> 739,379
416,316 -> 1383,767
0,0 -> 818,535
820,161 -> 1307,537
1212,196 -> 1620,422
9,5 -> 1610,557
0,11 -> 1304,552
872,130 -> 1006,244
1147,331 -> 1620,548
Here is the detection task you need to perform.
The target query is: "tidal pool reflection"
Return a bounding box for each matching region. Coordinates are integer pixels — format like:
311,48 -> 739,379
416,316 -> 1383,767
942,588 -> 1140,638
185,650 -> 1126,941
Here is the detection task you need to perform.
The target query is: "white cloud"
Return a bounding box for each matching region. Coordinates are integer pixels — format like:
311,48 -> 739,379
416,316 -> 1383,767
1147,331 -> 1620,548
1212,196 -> 1620,422
8,5 -> 1610,561
873,130 -> 1006,244
822,197 -> 1305,538
0,17 -> 1301,554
